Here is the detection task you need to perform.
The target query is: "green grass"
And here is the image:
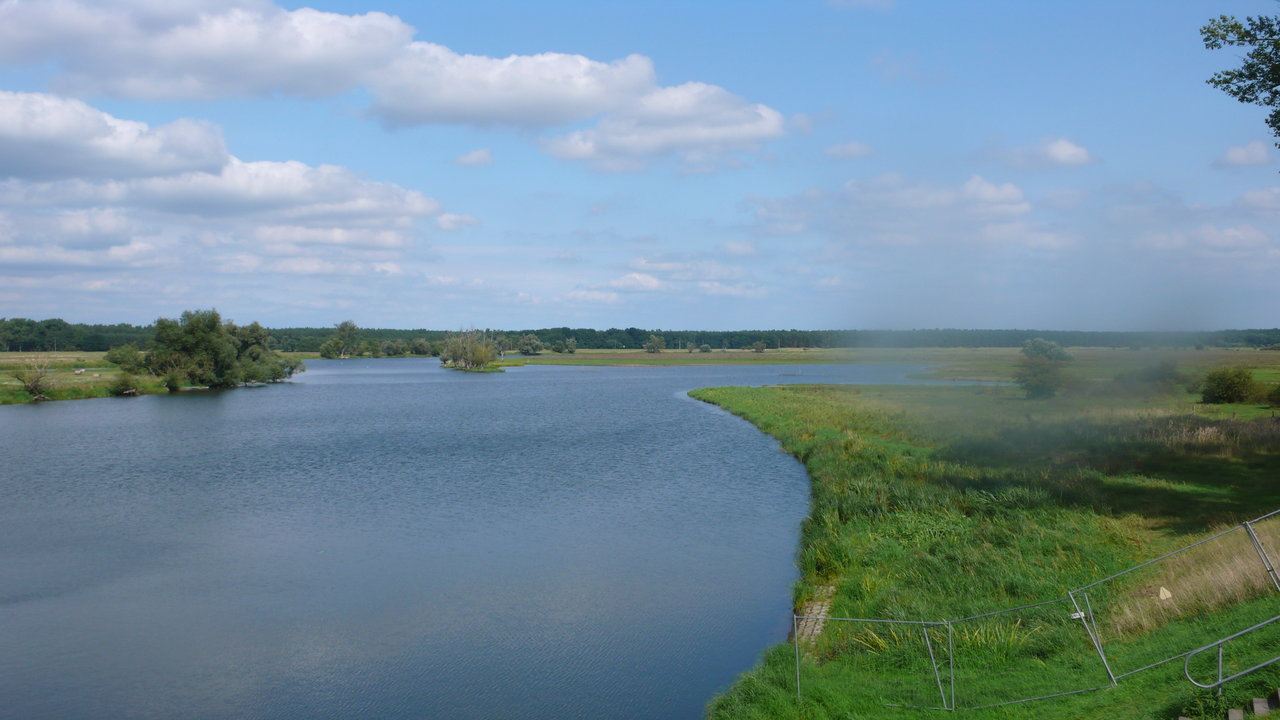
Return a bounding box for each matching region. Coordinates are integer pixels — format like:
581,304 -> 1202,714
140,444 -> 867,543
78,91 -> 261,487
692,383 -> 1280,719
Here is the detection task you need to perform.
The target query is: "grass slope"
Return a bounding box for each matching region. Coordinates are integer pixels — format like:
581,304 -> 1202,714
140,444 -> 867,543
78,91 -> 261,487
691,383 -> 1280,719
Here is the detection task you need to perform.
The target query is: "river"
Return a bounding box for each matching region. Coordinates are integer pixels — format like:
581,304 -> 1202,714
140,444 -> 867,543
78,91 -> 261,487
0,359 -> 938,719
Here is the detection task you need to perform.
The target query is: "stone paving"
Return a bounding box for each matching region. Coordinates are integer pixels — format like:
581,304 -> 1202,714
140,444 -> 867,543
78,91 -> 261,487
794,584 -> 835,656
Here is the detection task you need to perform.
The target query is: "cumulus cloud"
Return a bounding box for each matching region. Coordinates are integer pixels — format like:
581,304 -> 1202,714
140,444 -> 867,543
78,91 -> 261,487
1216,140 -> 1272,167
0,91 -> 227,179
0,1 -> 784,169
0,2 -> 412,99
544,82 -> 785,170
454,148 -> 493,167
998,137 -> 1096,168
825,141 -> 874,159
370,45 -> 655,127
0,95 -> 442,286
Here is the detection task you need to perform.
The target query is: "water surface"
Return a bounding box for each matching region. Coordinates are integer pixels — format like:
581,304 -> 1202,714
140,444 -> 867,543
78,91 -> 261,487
0,360 -> 935,719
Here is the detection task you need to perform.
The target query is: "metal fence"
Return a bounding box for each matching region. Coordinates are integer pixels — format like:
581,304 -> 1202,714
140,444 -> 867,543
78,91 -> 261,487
794,508 -> 1280,711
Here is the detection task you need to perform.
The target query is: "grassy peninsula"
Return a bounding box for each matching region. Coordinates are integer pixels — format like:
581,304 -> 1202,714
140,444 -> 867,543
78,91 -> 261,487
691,377 -> 1280,719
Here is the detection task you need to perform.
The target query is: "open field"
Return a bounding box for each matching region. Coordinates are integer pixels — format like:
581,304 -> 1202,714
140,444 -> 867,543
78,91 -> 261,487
692,382 -> 1280,719
519,347 -> 855,366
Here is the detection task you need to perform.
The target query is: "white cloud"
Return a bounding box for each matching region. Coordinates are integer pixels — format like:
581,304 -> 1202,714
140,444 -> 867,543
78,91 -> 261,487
454,148 -> 493,167
0,2 -> 784,170
253,226 -> 409,248
1216,140 -> 1272,167
604,272 -> 666,291
0,2 -> 413,99
435,213 -> 479,231
824,141 -> 874,159
563,289 -> 620,304
1040,137 -> 1094,166
0,96 -> 442,284
370,45 -> 655,127
544,82 -> 785,171
1240,187 -> 1280,211
961,175 -> 1030,215
998,137 -> 1096,168
0,91 -> 227,179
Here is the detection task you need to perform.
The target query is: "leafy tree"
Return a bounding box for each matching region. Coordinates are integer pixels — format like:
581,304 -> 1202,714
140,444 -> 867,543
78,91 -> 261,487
550,340 -> 566,354
1202,13 -> 1280,147
564,338 -> 576,354
750,340 -> 767,353
1021,338 -> 1072,361
1013,338 -> 1071,398
518,333 -> 543,355
320,320 -> 361,358
699,344 -> 712,353
104,343 -> 145,373
643,334 -> 665,353
1201,367 -> 1258,404
410,338 -> 434,356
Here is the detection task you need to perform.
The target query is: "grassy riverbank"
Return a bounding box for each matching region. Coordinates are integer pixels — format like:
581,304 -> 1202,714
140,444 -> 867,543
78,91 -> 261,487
691,383 -> 1280,719
0,351 -> 315,403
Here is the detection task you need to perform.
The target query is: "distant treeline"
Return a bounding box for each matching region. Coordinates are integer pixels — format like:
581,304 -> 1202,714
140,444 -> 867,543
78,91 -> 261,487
3,317 -> 1280,352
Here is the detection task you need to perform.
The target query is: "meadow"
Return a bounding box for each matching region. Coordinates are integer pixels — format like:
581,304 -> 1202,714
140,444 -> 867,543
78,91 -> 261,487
691,359 -> 1280,719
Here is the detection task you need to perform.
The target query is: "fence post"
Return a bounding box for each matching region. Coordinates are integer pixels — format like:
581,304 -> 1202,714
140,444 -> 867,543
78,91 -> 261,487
793,614 -> 801,703
947,621 -> 955,711
1069,591 -> 1117,687
1243,521 -> 1280,593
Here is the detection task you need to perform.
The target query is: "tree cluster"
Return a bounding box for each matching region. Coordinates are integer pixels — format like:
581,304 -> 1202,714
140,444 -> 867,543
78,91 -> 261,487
439,330 -> 497,370
139,309 -> 304,389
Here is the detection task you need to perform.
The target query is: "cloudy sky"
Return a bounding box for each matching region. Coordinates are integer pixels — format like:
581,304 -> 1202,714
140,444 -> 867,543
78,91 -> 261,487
1,0 -> 1277,330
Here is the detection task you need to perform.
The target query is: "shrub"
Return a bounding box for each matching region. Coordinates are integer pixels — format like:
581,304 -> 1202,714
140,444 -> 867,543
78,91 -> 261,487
109,373 -> 140,396
104,344 -> 145,373
1200,367 -> 1257,404
1267,385 -> 1280,408
699,344 -> 712,353
162,369 -> 186,393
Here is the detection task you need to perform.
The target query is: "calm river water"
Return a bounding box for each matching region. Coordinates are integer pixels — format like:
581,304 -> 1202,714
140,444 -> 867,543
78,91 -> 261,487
0,360 -> 936,719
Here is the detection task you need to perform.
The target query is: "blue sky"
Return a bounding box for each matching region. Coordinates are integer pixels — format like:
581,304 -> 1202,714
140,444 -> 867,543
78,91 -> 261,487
0,0 -> 1277,330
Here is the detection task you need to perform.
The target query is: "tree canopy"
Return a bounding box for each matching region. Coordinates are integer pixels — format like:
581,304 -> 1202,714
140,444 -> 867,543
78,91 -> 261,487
1202,13 -> 1280,147
143,309 -> 303,388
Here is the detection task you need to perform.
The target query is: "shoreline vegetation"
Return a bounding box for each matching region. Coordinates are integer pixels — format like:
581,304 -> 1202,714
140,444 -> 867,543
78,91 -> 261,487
690,374 -> 1280,719
5,345 -> 1280,408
